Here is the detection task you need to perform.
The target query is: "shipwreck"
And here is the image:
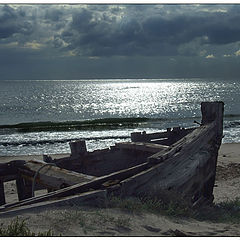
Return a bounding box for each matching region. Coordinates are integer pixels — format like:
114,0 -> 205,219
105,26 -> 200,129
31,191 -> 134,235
0,101 -> 224,214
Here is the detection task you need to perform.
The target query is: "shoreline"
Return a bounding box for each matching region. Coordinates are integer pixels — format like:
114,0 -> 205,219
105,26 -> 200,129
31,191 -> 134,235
1,142 -> 239,161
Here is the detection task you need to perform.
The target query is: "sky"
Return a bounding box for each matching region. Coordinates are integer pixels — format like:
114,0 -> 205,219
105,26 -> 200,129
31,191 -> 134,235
1,4 -> 240,80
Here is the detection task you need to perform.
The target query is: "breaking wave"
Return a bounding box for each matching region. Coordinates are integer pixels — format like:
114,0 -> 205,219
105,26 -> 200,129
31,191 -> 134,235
0,116 -> 204,133
0,135 -> 130,147
0,118 -> 149,133
224,121 -> 240,129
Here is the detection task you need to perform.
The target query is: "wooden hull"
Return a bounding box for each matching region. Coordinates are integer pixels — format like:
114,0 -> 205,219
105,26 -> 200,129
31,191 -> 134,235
0,102 -> 224,213
120,122 -> 221,207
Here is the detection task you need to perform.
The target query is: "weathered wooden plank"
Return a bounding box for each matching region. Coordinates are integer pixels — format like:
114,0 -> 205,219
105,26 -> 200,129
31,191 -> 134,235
0,190 -> 107,216
0,160 -> 25,180
18,160 -> 96,191
115,142 -> 168,153
19,170 -> 69,190
144,127 -> 196,140
148,122 -> 216,164
143,131 -> 171,139
120,137 -> 218,206
130,127 -> 196,143
1,161 -> 149,211
0,180 -> 6,206
0,175 -> 18,182
131,131 -> 170,142
120,102 -> 224,206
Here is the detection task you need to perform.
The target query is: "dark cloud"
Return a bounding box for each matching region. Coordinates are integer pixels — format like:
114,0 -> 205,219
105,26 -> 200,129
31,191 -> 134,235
44,8 -> 63,22
71,8 -> 95,32
48,5 -> 240,57
0,5 -> 34,40
0,5 -> 17,21
0,5 -> 19,39
1,4 -> 240,79
2,4 -> 240,56
204,13 -> 240,45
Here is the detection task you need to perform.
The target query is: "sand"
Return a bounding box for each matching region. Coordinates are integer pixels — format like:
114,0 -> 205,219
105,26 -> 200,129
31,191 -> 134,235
0,143 -> 240,236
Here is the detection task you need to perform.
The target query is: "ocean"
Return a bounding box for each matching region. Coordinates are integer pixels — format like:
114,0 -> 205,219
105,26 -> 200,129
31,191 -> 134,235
0,78 -> 240,156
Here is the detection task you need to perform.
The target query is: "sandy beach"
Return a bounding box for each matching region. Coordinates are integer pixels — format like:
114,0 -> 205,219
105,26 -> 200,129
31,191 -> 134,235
1,143 -> 240,236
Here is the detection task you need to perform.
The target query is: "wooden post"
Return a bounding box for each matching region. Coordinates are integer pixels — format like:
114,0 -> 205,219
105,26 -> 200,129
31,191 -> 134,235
43,155 -> 53,163
200,101 -> 224,203
69,140 -> 87,157
16,176 -> 33,201
131,132 -> 142,142
0,180 -> 6,206
173,127 -> 180,132
201,101 -> 224,138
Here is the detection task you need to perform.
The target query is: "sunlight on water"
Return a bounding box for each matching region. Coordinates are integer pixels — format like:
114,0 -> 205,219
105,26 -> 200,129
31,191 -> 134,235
0,79 -> 239,125
1,78 -> 240,156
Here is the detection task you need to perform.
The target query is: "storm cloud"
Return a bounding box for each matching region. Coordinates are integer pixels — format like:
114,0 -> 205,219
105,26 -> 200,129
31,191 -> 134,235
1,4 -> 240,79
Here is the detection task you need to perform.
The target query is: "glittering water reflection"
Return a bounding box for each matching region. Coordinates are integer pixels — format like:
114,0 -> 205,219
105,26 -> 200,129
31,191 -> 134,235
1,79 -> 240,156
0,79 -> 239,124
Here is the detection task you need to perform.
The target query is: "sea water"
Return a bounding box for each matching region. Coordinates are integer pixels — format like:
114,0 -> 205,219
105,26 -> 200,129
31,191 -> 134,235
0,78 -> 240,156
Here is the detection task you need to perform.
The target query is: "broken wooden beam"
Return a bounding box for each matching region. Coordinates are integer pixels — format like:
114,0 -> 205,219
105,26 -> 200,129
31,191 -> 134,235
0,190 -> 107,216
148,122 -> 216,164
18,160 -> 96,191
131,127 -> 197,146
0,160 -> 25,182
115,142 -> 168,153
0,161 -> 150,211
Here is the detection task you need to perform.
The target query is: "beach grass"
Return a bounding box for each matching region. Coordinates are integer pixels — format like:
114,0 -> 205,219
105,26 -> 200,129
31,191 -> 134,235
108,195 -> 240,224
2,197 -> 240,236
108,196 -> 193,217
195,198 -> 240,223
58,207 -> 131,234
0,217 -> 53,237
